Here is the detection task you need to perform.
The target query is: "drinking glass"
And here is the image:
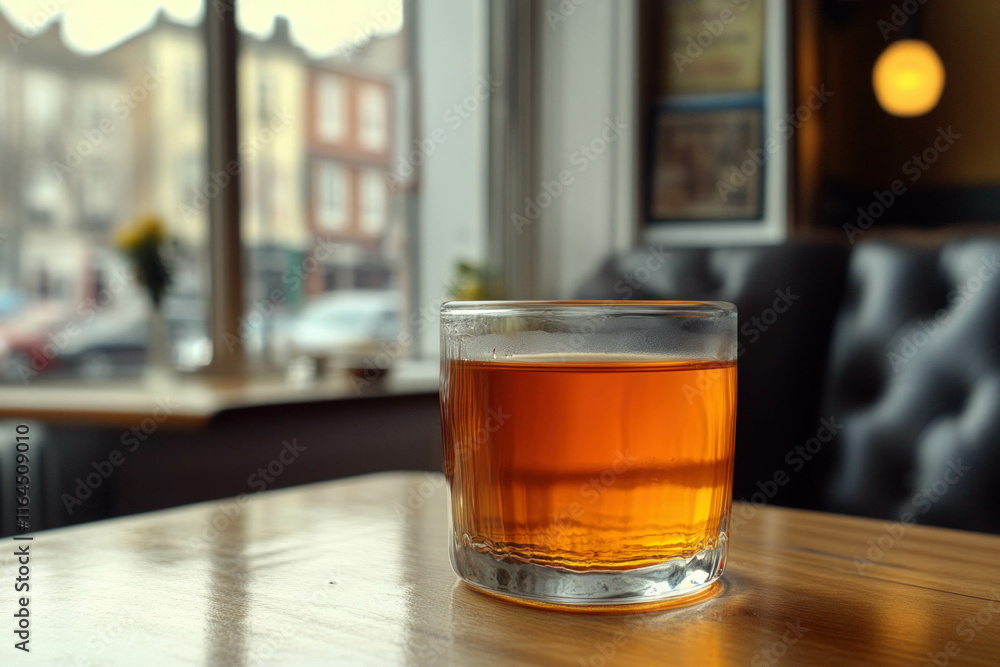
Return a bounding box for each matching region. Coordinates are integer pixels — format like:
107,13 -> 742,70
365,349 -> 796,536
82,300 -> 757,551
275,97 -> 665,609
440,301 -> 737,607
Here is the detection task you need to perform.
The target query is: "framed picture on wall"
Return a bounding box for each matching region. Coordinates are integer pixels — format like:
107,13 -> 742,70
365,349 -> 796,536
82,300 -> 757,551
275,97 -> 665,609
648,105 -> 762,220
658,0 -> 765,96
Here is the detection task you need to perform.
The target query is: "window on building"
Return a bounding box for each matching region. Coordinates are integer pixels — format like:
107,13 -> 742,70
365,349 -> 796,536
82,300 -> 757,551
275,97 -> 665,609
0,63 -> 9,142
360,168 -> 386,235
181,61 -> 200,115
316,161 -> 348,232
80,162 -> 118,224
23,161 -> 62,223
76,85 -> 108,133
317,74 -> 345,142
23,70 -> 63,145
179,153 -> 204,208
358,84 -> 387,152
257,76 -> 276,120
257,160 -> 277,224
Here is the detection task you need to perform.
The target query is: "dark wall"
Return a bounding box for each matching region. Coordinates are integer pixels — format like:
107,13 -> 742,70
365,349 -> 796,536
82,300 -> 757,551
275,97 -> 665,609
799,0 -> 1000,230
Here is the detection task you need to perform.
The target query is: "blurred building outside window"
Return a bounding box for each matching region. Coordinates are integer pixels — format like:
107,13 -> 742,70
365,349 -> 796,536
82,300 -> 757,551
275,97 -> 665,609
0,0 -> 486,383
0,2 -> 210,381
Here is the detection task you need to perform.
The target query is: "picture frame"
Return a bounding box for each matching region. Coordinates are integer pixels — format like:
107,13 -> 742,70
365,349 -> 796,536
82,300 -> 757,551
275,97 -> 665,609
658,0 -> 766,96
648,105 -> 763,221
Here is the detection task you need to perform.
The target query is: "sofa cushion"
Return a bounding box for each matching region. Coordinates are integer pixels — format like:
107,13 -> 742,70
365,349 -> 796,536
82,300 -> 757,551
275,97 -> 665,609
822,239 -> 1000,533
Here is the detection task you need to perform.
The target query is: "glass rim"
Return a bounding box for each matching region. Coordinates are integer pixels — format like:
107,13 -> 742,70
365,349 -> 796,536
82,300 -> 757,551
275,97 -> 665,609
441,300 -> 736,316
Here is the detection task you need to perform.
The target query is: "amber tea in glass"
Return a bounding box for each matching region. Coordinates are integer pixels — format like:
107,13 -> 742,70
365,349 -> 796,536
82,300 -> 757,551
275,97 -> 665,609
440,301 -> 737,607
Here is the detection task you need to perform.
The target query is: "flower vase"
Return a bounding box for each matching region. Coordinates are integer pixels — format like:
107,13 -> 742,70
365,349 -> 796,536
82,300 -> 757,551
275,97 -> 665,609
145,307 -> 174,388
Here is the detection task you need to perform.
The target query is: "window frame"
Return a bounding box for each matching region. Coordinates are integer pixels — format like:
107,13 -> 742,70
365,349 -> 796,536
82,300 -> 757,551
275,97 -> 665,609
5,0 -> 507,378
204,1 -> 244,376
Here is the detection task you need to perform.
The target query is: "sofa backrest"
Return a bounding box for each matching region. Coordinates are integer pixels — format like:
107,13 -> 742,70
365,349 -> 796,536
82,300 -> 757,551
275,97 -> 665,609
578,238 -> 1000,533
821,239 -> 1000,533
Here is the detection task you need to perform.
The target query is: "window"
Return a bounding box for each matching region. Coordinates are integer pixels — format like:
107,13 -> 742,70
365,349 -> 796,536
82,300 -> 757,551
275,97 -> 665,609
2,0 -> 490,382
258,161 -> 276,224
76,83 -> 116,131
80,162 -> 118,223
181,61 -> 200,115
360,168 -> 386,235
23,161 -> 62,223
0,63 -> 8,142
233,0 -> 488,363
179,153 -> 204,208
23,70 -> 63,145
358,83 -> 387,152
318,74 -> 345,142
257,76 -> 276,120
0,1 -> 209,381
316,161 -> 347,232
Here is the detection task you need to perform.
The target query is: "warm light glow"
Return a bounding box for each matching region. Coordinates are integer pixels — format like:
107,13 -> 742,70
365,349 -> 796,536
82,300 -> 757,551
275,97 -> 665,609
873,39 -> 946,117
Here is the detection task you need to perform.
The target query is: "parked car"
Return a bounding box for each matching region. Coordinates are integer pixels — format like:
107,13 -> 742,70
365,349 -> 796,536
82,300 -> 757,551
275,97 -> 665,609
57,314 -> 149,379
0,301 -> 76,381
287,290 -> 401,360
58,308 -> 216,379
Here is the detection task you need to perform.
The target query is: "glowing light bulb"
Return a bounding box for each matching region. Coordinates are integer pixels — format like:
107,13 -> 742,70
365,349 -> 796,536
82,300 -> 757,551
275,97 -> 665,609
872,39 -> 946,117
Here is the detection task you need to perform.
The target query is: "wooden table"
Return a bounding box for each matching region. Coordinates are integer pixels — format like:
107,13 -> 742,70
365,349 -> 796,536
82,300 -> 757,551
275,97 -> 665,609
0,361 -> 438,428
8,472 -> 1000,665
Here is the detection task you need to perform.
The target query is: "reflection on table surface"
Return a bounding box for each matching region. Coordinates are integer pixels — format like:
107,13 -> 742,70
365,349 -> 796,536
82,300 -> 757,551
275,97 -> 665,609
9,471 -> 1000,666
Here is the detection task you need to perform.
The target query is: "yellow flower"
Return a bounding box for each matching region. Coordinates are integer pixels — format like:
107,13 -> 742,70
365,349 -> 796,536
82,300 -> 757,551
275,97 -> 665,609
138,215 -> 165,244
116,214 -> 166,251
114,226 -> 139,251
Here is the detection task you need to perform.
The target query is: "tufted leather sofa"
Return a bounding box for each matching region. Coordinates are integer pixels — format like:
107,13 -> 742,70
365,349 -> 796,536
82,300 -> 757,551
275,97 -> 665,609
576,238 -> 1000,534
